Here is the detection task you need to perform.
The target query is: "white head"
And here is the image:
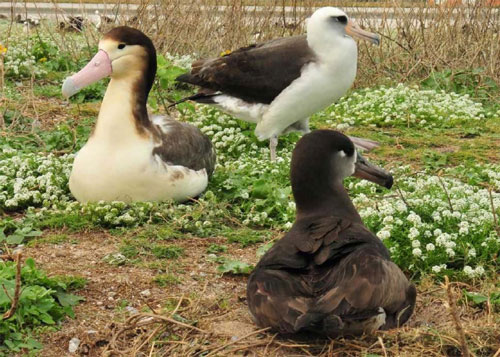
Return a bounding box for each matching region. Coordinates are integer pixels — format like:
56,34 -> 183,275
306,7 -> 380,54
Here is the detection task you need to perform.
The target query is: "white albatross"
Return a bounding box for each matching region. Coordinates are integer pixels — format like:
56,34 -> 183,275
173,7 -> 380,160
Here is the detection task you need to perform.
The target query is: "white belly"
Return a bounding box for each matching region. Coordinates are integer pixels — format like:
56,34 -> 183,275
255,60 -> 357,140
69,138 -> 208,203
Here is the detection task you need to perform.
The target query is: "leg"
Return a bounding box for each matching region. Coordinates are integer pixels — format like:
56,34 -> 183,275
269,135 -> 278,162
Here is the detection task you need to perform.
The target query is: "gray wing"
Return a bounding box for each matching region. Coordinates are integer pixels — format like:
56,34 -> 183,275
151,116 -> 216,176
176,35 -> 316,104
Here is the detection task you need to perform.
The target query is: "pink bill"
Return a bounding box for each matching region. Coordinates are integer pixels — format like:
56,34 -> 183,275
62,49 -> 112,98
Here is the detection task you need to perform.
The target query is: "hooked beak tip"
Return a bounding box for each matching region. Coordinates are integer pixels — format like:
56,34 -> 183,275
354,152 -> 393,189
61,77 -> 77,98
384,175 -> 394,189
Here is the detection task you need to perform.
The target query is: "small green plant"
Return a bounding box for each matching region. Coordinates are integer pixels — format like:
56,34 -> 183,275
421,68 -> 499,105
153,273 -> 181,287
206,244 -> 227,254
0,258 -> 84,353
225,228 -> 271,247
326,84 -> 486,130
27,233 -> 69,247
151,245 -> 185,259
217,258 -> 253,275
103,253 -> 128,266
463,290 -> 500,310
0,223 -> 42,245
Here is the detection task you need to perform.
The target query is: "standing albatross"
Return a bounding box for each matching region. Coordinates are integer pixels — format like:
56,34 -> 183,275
174,7 -> 380,160
247,130 -> 415,336
62,27 -> 215,203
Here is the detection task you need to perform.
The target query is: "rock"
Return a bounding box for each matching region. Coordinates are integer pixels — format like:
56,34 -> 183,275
126,306 -> 138,314
140,289 -> 151,297
68,337 -> 80,353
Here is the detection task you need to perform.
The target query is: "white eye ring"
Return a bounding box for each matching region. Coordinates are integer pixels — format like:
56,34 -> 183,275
339,150 -> 346,158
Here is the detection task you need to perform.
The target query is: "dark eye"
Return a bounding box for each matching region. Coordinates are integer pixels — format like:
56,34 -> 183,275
334,16 -> 348,25
118,43 -> 126,50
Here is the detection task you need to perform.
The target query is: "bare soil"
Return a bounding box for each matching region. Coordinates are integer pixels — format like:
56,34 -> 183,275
23,230 -> 500,357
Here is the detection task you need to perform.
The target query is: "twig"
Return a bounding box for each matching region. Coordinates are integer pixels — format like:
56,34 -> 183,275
133,313 -> 208,333
492,347 -> 500,357
437,174 -> 454,213
204,327 -> 271,357
170,294 -> 185,317
444,276 -> 470,357
487,187 -> 499,236
148,340 -> 156,357
106,311 -> 209,354
2,252 -> 22,320
395,185 -> 413,212
378,336 -> 388,357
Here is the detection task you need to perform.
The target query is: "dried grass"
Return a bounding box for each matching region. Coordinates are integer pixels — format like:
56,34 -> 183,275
99,279 -> 500,356
2,0 -> 499,89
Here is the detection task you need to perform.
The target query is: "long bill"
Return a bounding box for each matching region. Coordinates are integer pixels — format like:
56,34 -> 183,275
353,151 -> 393,189
62,49 -> 112,98
345,20 -> 380,45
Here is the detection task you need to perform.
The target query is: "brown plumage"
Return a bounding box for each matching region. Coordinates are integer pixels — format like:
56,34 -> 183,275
176,36 -> 315,105
247,130 -> 415,336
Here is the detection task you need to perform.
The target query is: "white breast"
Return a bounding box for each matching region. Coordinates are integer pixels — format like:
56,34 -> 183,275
69,136 -> 208,203
255,44 -> 357,140
68,78 -> 208,203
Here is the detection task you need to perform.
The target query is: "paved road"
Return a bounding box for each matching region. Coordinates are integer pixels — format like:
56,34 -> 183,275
0,2 -> 497,27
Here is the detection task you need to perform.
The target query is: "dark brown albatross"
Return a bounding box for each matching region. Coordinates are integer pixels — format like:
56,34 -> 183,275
173,7 -> 380,161
247,130 -> 415,336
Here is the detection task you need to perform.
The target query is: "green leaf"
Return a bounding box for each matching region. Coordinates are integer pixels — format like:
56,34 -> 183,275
490,292 -> 500,305
463,290 -> 488,305
217,259 -> 253,275
55,291 -> 84,307
39,313 -> 55,325
25,258 -> 36,269
6,234 -> 25,245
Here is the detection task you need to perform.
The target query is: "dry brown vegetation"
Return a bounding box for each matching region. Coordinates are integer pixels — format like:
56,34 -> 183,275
23,230 -> 500,357
9,0 -> 498,91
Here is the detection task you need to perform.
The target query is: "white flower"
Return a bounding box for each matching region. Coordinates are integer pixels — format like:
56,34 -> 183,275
474,266 -> 485,276
411,240 -> 421,248
463,265 -> 474,277
412,248 -> 422,257
382,216 -> 394,224
426,243 -> 435,251
407,212 -> 422,225
432,264 -> 446,273
408,227 -> 419,239
377,230 -> 391,240
468,248 -> 476,258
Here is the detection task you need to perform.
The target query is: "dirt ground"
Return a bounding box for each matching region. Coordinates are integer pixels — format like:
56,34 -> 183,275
21,229 -> 499,357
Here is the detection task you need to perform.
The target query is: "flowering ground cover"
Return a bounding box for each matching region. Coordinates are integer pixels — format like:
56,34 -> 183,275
0,22 -> 499,355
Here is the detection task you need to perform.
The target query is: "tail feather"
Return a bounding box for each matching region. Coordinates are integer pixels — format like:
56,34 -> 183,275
168,92 -> 218,108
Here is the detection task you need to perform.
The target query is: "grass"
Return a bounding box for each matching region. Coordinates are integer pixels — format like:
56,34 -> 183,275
0,14 -> 499,357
